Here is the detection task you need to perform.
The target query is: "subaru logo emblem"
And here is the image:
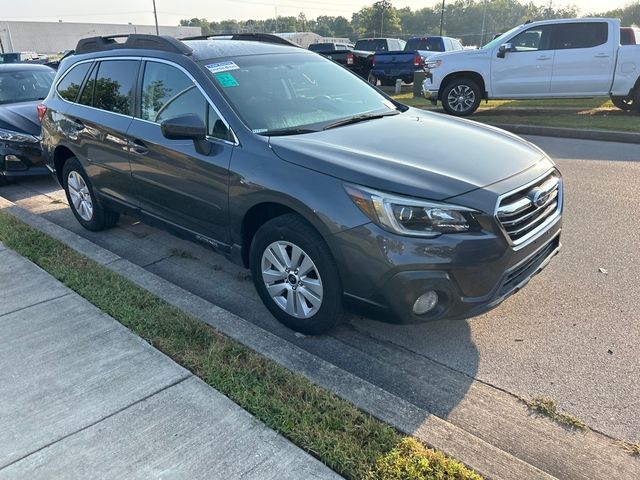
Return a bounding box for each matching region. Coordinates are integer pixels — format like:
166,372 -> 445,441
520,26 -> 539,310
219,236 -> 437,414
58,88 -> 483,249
529,188 -> 550,208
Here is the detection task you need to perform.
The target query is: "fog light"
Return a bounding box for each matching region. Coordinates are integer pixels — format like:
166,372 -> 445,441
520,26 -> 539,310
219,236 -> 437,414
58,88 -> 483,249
4,155 -> 27,171
413,290 -> 439,315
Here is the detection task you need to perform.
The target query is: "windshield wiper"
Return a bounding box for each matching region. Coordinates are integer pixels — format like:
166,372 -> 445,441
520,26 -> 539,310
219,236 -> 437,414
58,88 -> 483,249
261,127 -> 319,137
323,110 -> 400,130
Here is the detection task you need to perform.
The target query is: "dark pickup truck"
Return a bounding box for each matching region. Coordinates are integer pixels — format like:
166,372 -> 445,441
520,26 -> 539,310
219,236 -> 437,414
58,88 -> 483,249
371,36 -> 463,85
309,38 -> 405,80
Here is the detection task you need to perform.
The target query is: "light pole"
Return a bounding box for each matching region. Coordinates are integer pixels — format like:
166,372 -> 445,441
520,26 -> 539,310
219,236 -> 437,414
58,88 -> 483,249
480,0 -> 488,46
439,0 -> 445,37
152,0 -> 159,35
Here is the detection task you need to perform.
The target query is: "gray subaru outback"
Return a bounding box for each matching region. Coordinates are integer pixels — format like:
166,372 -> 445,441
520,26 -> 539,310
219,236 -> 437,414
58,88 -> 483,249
40,34 -> 562,334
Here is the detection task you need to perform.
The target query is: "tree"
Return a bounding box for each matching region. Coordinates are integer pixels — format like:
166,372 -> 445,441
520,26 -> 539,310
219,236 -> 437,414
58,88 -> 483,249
355,1 -> 402,37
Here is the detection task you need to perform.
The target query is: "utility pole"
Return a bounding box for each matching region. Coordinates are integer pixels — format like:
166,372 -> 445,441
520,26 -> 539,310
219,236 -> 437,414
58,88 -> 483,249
439,0 -> 445,36
275,6 -> 278,33
152,0 -> 159,35
480,0 -> 488,46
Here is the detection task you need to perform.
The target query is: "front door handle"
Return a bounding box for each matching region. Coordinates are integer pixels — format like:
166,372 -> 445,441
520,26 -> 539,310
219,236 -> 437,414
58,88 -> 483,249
536,55 -> 551,60
129,139 -> 149,155
594,53 -> 610,58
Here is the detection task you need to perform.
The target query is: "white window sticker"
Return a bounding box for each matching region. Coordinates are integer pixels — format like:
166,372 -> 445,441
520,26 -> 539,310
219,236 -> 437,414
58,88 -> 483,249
205,61 -> 240,74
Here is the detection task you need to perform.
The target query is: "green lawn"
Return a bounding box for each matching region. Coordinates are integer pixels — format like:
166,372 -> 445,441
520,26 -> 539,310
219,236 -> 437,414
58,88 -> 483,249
0,209 -> 482,480
390,92 -> 640,133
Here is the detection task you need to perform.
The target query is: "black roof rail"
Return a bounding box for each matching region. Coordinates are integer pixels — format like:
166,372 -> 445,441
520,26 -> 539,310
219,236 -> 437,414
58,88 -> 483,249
75,34 -> 193,55
179,33 -> 300,48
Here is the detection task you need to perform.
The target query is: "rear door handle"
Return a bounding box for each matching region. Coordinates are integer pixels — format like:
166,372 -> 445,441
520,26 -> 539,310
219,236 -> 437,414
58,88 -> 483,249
536,55 -> 551,60
129,139 -> 149,155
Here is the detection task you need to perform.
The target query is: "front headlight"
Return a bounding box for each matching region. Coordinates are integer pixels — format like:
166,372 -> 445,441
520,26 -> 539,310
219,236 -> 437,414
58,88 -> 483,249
425,59 -> 442,70
0,128 -> 39,144
345,184 -> 480,237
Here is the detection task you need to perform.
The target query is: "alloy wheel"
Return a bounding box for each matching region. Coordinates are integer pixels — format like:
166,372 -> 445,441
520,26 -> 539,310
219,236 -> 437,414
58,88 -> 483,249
447,85 -> 476,113
67,171 -> 94,221
261,241 -> 323,319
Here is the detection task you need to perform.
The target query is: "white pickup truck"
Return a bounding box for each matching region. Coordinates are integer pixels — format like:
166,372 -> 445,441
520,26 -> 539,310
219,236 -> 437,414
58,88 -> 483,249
422,18 -> 640,115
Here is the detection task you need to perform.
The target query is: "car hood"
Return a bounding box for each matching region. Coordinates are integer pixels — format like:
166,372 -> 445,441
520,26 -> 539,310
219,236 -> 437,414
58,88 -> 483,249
0,101 -> 41,136
425,48 -> 489,62
269,109 -> 547,201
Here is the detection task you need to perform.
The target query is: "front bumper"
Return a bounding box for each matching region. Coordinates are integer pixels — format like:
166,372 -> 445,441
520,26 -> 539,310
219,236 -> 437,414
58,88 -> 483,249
0,143 -> 48,179
328,214 -> 562,324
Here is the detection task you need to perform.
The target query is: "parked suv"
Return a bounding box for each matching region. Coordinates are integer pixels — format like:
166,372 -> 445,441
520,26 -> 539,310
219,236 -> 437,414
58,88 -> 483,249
41,34 -> 563,334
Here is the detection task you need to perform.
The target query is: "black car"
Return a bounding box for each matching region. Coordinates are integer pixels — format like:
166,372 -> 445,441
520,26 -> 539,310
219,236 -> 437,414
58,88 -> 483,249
0,63 -> 55,185
41,34 -> 563,334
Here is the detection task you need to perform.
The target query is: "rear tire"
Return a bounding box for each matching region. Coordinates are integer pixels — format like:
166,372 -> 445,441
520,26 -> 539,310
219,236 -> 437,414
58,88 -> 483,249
381,79 -> 396,87
441,78 -> 482,116
62,157 -> 119,231
250,213 -> 343,335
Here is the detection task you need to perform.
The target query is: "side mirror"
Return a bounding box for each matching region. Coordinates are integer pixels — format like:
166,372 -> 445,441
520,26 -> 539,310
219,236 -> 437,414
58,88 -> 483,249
160,114 -> 211,155
161,114 -> 206,140
497,43 -> 513,58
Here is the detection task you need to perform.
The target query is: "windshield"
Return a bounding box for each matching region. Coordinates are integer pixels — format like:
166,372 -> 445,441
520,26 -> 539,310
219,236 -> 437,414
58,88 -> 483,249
0,69 -> 54,104
405,38 -> 442,51
481,25 -> 522,50
204,53 -> 399,134
354,39 -> 389,51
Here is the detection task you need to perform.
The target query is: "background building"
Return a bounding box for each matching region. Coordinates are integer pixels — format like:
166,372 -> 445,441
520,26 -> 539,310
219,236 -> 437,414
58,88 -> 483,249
276,32 -> 351,48
0,21 -> 202,54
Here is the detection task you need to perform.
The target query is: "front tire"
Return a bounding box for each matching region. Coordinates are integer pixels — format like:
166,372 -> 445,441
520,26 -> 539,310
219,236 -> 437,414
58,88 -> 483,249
62,157 -> 119,231
442,78 -> 482,116
250,214 -> 343,335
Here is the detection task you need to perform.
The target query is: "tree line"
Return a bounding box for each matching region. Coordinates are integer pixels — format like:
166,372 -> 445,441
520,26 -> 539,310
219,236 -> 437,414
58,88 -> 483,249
180,0 -> 640,47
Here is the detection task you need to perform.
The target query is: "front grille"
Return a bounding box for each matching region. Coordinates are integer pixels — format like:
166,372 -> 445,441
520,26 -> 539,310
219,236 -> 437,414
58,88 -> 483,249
497,171 -> 562,245
498,236 -> 559,297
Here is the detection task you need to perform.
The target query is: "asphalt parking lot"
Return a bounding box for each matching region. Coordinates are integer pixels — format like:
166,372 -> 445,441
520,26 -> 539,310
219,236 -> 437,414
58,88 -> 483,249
2,134 -> 639,450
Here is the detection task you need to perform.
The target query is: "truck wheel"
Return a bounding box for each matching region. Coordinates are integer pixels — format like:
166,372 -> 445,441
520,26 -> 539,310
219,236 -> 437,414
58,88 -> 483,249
442,78 -> 481,116
381,79 -> 396,87
610,95 -> 634,111
367,70 -> 377,85
250,213 -> 343,335
62,157 -> 119,231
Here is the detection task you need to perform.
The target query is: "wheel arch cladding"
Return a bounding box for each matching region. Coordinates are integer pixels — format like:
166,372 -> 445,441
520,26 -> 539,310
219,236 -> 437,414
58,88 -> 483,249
440,71 -> 486,100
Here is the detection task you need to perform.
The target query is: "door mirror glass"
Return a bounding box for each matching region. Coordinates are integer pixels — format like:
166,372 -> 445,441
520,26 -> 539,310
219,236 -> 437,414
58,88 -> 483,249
497,43 -> 513,58
161,114 -> 207,140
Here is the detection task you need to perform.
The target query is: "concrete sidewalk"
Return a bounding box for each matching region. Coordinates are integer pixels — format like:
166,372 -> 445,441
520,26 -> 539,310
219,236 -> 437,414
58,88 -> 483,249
0,242 -> 341,480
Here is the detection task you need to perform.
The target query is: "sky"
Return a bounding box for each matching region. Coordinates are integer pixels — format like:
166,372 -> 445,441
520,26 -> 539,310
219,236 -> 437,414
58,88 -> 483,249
0,0 -> 633,25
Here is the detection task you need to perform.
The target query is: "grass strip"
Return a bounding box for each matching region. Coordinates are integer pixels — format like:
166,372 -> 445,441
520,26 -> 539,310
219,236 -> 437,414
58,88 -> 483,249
0,209 -> 481,480
390,93 -> 640,133
524,397 -> 586,431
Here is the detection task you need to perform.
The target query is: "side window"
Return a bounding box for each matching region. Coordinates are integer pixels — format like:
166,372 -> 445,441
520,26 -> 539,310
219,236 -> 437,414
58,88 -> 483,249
78,63 -> 96,106
56,62 -> 91,102
510,25 -> 553,52
93,60 -> 138,116
140,61 -> 230,141
554,22 -> 608,49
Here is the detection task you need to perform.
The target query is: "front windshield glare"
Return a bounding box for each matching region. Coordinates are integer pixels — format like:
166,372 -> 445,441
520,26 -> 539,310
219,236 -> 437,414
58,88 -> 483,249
481,25 -> 522,50
204,53 -> 398,134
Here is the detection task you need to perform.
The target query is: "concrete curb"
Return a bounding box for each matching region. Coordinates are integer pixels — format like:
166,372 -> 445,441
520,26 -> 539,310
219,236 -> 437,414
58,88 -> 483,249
485,123 -> 640,144
0,195 -> 552,480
